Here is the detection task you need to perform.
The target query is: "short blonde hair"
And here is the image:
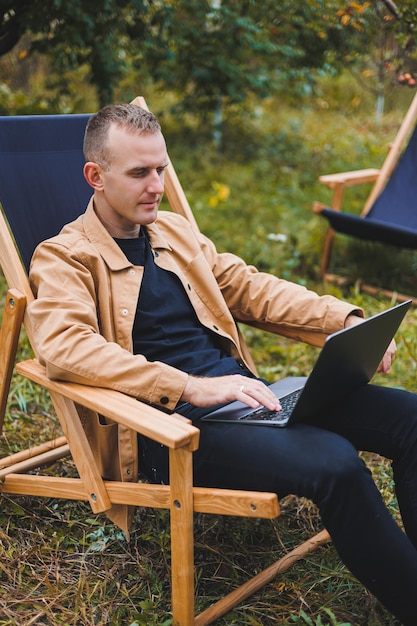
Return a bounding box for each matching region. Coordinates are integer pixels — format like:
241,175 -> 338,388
83,103 -> 161,169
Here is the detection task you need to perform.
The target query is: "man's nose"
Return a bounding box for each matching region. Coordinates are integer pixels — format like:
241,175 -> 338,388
148,170 -> 164,193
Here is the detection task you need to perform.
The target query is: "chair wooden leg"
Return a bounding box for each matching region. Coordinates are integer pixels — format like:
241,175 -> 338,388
0,289 -> 26,431
50,393 -> 112,514
170,446 -> 195,626
0,436 -> 68,469
359,283 -> 417,306
194,529 -> 331,626
319,182 -> 346,278
320,227 -> 336,277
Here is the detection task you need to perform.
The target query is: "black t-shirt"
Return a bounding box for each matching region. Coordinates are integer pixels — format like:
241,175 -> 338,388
114,229 -> 243,377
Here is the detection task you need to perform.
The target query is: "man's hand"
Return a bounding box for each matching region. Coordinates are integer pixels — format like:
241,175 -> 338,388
344,312 -> 396,374
376,338 -> 396,373
181,374 -> 282,410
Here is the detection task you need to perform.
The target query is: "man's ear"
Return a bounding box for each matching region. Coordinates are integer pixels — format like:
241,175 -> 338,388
84,162 -> 104,190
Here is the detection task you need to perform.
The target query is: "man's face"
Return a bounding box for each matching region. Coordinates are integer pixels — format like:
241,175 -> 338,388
90,124 -> 169,237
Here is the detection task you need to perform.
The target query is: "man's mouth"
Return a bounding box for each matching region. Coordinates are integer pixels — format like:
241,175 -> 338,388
140,199 -> 159,209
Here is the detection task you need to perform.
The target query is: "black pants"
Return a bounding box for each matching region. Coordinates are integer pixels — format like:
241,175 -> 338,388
139,382 -> 417,625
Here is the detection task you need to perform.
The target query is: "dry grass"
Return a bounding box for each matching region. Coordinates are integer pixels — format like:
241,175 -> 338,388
0,484 -> 401,625
1,288 -> 409,625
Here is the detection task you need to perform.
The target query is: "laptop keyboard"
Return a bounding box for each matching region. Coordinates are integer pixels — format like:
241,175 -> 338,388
240,388 -> 303,423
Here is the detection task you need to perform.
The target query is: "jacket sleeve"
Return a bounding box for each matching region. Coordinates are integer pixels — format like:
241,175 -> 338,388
28,240 -> 187,411
195,231 -> 363,347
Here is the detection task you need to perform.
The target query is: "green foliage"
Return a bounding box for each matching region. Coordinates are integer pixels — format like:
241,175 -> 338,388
320,0 -> 417,113
2,0 -> 417,116
0,47 -> 97,114
1,0 -> 149,107
291,608 -> 353,625
85,524 -> 127,553
141,0 -> 278,113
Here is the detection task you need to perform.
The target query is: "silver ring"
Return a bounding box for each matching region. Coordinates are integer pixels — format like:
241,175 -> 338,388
240,385 -> 245,392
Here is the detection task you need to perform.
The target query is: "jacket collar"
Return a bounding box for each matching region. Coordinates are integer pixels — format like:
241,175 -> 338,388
83,199 -> 172,269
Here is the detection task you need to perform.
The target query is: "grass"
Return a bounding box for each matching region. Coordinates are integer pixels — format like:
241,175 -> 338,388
1,81 -> 417,625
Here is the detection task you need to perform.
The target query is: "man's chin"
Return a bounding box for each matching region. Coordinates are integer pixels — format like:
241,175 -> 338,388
137,205 -> 159,224
143,209 -> 159,224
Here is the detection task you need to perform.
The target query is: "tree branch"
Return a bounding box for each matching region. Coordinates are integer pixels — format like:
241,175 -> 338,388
0,11 -> 20,57
380,0 -> 400,20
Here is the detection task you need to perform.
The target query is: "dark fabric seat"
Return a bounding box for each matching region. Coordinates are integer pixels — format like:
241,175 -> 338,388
0,114 -> 91,271
320,122 -> 417,249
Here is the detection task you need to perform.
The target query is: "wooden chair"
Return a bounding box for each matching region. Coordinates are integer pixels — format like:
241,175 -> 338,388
0,97 -> 330,625
313,91 -> 417,304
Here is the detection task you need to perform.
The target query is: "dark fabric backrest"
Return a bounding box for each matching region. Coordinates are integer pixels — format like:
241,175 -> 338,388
368,123 -> 417,227
0,114 -> 92,272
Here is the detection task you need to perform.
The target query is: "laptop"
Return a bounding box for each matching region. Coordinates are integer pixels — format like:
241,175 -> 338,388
201,300 -> 412,427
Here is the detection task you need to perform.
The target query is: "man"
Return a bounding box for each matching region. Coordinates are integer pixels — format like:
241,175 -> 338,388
28,103 -> 417,624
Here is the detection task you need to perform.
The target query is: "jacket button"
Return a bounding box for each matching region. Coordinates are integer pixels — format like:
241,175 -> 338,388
126,468 -> 131,475
129,269 -> 136,275
160,396 -> 169,405
122,309 -> 128,315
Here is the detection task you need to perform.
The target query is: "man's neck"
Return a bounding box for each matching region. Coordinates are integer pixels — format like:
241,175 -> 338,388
93,201 -> 141,238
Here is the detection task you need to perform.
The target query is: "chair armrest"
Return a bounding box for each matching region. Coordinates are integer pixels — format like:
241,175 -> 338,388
318,168 -> 380,190
314,168 -> 380,214
16,359 -> 200,453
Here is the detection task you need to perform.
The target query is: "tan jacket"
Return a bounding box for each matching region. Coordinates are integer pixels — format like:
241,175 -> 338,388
29,200 -> 361,531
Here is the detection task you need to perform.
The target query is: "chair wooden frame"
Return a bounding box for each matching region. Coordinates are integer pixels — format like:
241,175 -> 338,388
0,96 -> 330,625
313,91 -> 417,305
